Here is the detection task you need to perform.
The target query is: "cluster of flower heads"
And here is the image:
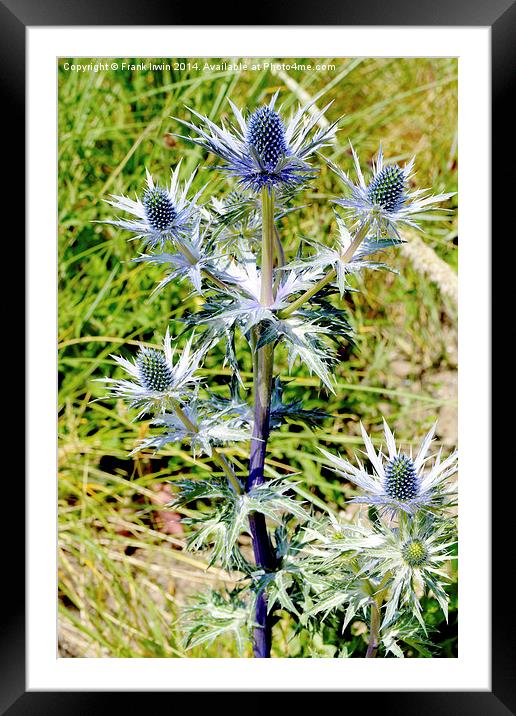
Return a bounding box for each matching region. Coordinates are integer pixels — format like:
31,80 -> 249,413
216,419 -> 458,656
292,505 -> 456,643
296,419 -> 459,648
103,93 -> 453,310
99,90 -> 457,657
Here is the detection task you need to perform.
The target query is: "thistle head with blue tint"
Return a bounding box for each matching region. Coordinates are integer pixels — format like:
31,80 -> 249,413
320,421 -> 457,517
136,348 -> 175,393
174,93 -> 339,193
385,454 -> 418,501
367,164 -> 405,212
332,144 -> 454,243
104,164 -> 203,252
143,186 -> 177,233
247,106 -> 288,172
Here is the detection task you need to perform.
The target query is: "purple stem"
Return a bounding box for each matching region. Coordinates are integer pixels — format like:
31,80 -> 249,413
247,340 -> 276,657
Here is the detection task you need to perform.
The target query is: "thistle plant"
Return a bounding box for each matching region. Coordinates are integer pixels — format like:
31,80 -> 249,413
100,91 -> 457,658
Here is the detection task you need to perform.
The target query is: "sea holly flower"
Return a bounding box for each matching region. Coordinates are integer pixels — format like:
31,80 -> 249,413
361,514 -> 456,630
101,328 -> 205,416
97,85 -> 458,658
104,163 -> 204,250
295,510 -> 455,640
319,420 -> 458,515
174,92 -> 339,192
331,145 -> 455,240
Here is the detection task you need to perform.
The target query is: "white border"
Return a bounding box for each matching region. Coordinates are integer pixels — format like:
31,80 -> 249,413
28,27 -> 490,690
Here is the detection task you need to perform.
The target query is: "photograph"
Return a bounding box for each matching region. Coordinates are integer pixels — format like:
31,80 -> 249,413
57,55 -> 458,660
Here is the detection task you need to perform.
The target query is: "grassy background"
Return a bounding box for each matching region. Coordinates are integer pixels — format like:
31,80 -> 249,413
58,57 -> 458,658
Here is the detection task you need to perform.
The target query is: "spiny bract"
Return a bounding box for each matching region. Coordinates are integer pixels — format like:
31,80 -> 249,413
385,454 -> 418,501
136,348 -> 175,393
247,106 -> 288,171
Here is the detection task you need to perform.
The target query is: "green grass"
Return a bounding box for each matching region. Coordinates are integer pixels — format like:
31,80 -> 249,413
58,57 -> 458,658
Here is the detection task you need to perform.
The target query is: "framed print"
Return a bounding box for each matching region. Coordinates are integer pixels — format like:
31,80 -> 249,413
3,0 -> 511,711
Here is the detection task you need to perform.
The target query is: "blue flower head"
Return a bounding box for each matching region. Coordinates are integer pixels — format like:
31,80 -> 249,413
104,162 -> 204,250
319,420 -> 458,515
384,454 -> 418,501
366,164 -> 405,213
174,92 -> 339,193
331,144 -> 455,240
246,106 -> 288,172
142,186 -> 177,234
136,348 -> 175,393
99,328 -> 207,417
363,513 -> 456,629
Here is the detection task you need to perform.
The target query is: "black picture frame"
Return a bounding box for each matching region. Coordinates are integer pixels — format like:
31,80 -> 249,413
5,0 -> 509,712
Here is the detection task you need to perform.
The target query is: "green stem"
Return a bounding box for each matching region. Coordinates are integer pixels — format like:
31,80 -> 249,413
260,187 -> 275,306
203,268 -> 231,293
273,225 -> 285,293
279,221 -> 370,318
281,267 -> 338,318
365,573 -> 390,658
173,402 -> 242,495
365,599 -> 381,658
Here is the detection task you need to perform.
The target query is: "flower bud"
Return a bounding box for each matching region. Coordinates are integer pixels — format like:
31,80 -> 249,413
402,539 -> 429,567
